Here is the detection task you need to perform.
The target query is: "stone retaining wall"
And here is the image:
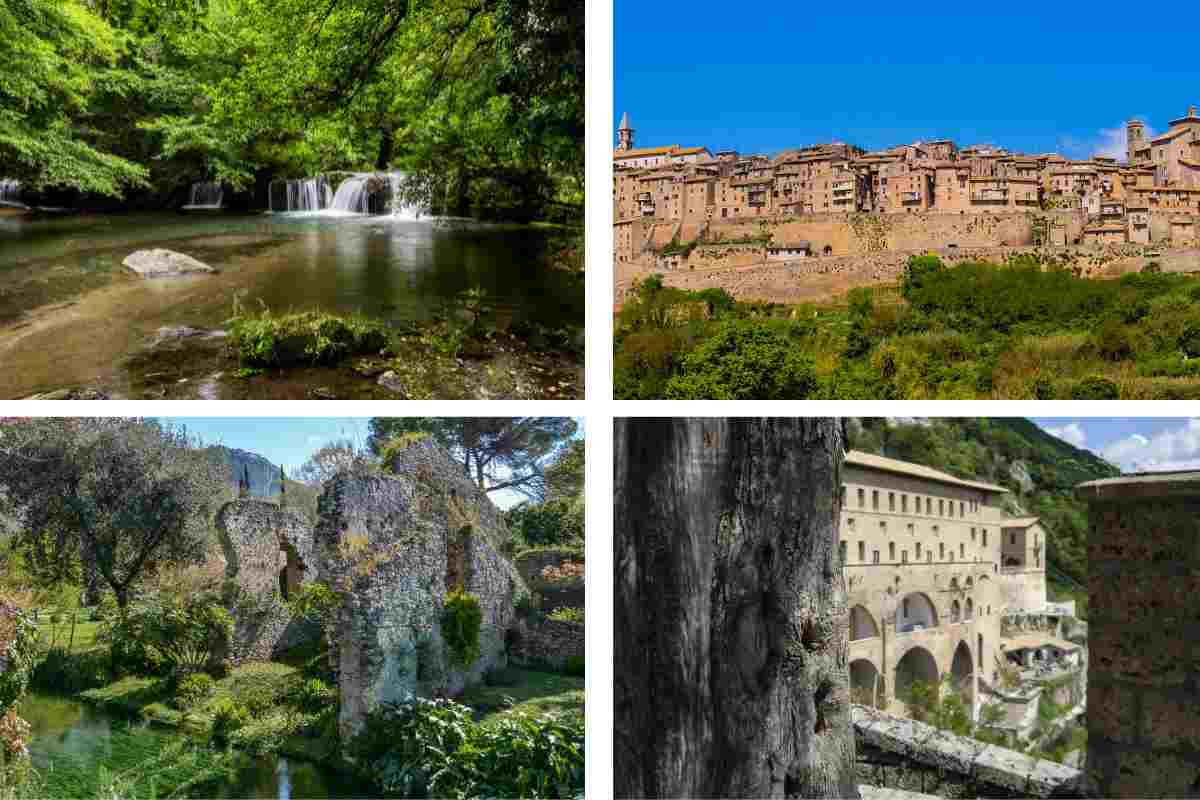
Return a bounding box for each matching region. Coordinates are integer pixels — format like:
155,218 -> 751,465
852,705 -> 1082,798
1076,473 -> 1200,797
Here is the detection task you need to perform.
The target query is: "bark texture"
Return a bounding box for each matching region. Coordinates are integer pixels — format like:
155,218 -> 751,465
614,418 -> 858,799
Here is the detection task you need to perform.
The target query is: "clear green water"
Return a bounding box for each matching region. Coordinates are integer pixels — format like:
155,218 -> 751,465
18,694 -> 369,799
0,212 -> 581,398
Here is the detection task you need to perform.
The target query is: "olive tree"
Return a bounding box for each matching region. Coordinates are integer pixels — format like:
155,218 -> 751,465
0,419 -> 227,608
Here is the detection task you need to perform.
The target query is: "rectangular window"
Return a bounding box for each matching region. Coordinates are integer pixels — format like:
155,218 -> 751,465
939,499 -> 944,516
858,488 -> 865,507
859,541 -> 865,562
960,542 -> 965,557
873,550 -> 880,564
982,530 -> 988,547
901,494 -> 908,512
1011,533 -> 1016,545
902,550 -> 908,563
916,542 -> 922,558
872,490 -> 879,510
971,527 -> 976,541
889,492 -> 895,511
960,501 -> 965,517
889,542 -> 895,560
940,543 -> 945,559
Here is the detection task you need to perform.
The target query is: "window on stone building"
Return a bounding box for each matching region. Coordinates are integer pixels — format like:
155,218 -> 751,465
982,530 -> 987,547
960,543 -> 965,558
939,543 -> 945,559
902,550 -> 908,563
858,541 -> 865,561
939,499 -> 944,516
1010,533 -> 1016,545
915,542 -> 921,558
901,494 -> 908,512
889,492 -> 895,511
858,488 -> 865,507
971,527 -> 976,541
950,552 -> 955,562
872,490 -> 879,510
889,542 -> 895,560
873,550 -> 880,564
960,502 -> 965,516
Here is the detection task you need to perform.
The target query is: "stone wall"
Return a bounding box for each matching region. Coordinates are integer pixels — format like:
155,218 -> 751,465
315,439 -> 527,739
853,705 -> 1083,798
515,548 -> 585,612
508,616 -> 584,671
1076,473 -> 1200,798
214,500 -> 319,664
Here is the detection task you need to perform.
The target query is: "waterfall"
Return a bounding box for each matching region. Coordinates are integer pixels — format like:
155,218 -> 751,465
330,175 -> 372,214
183,181 -> 223,209
0,179 -> 23,207
388,171 -> 422,219
269,176 -> 333,213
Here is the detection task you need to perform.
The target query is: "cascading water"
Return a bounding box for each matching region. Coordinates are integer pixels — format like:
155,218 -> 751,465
182,181 -> 224,210
269,176 -> 333,213
0,179 -> 24,207
330,174 -> 372,214
387,172 -> 423,220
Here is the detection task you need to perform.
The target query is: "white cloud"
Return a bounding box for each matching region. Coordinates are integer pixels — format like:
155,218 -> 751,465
1101,420 -> 1200,473
1045,423 -> 1086,448
1058,119 -> 1155,162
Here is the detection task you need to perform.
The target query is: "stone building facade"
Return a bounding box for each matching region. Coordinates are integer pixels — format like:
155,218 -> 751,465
314,438 -> 527,738
840,451 -> 1049,720
1076,471 -> 1200,798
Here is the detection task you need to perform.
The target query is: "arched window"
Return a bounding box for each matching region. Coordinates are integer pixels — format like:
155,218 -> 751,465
965,598 -> 974,620
951,599 -> 961,623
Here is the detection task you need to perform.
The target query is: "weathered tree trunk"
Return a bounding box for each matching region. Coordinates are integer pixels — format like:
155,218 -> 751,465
614,418 -> 858,799
80,538 -> 102,607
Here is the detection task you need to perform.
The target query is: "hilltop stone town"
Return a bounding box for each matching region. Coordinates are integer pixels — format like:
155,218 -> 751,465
613,107 -> 1200,303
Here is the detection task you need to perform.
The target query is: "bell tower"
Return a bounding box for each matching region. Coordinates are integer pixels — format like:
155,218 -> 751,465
1126,119 -> 1146,164
617,112 -> 634,152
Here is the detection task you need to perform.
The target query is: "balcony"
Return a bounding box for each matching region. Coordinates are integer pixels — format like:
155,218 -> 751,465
640,204 -> 656,216
972,189 -> 1008,202
902,191 -> 921,202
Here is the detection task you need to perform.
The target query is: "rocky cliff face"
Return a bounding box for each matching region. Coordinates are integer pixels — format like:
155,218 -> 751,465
209,446 -> 283,497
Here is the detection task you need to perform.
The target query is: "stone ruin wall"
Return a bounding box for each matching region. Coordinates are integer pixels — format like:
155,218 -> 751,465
214,500 -> 319,664
315,439 -> 527,738
1076,474 -> 1200,798
853,705 -> 1082,798
509,617 -> 584,671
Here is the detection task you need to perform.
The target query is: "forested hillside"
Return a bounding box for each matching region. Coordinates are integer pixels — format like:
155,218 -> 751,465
847,417 -> 1119,607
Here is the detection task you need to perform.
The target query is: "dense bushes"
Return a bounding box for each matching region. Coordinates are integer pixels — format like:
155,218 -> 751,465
99,597 -> 232,678
615,257 -> 1200,399
30,648 -> 111,694
353,698 -> 584,799
172,673 -> 215,710
228,310 -> 389,367
442,591 -> 483,668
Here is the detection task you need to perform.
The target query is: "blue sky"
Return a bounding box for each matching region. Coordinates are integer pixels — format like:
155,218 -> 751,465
1034,419 -> 1200,473
614,2 -> 1198,158
162,418 -> 583,509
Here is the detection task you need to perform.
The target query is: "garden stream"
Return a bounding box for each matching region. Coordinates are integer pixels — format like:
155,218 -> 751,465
19,693 -> 368,799
0,211 -> 581,399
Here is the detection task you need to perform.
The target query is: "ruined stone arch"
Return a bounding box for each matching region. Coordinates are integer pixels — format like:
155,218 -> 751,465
850,604 -> 880,641
895,646 -> 939,704
850,658 -> 884,708
897,591 -> 938,632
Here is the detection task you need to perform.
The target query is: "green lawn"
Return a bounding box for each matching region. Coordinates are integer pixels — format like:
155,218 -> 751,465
458,667 -> 584,726
36,615 -> 102,653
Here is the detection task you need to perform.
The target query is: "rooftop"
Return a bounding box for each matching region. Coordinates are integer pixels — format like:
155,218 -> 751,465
844,450 -> 1009,494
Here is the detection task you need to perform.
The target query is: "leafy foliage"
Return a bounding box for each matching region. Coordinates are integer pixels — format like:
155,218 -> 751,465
227,309 -> 389,368
664,319 -> 818,399
369,418 -> 578,499
547,607 -> 583,624
352,697 -> 584,799
441,590 -> 483,668
99,597 -> 232,676
172,672 -> 214,710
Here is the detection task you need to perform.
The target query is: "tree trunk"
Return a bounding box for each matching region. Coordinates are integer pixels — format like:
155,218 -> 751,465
614,418 -> 859,799
376,128 -> 395,170
80,538 -> 102,607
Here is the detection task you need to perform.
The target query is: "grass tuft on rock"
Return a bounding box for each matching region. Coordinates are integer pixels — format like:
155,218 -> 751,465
228,309 -> 388,367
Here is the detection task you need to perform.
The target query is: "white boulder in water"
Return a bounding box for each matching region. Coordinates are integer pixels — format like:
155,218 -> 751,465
123,249 -> 217,277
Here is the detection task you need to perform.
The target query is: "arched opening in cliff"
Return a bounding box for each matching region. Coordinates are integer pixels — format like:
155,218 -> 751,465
850,604 -> 880,641
895,646 -> 939,705
897,592 -> 938,633
850,659 -> 884,708
951,640 -> 975,708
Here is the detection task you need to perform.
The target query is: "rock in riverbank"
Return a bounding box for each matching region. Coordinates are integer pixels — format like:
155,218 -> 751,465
123,249 -> 217,277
